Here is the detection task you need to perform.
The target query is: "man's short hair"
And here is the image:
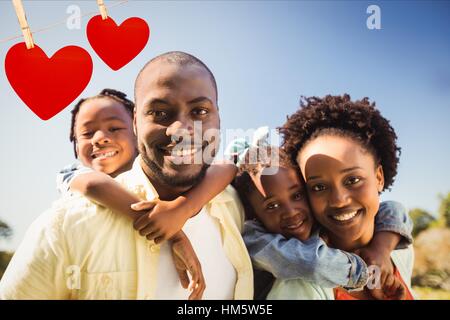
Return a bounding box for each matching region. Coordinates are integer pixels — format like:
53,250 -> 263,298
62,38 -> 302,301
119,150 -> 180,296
134,51 -> 218,104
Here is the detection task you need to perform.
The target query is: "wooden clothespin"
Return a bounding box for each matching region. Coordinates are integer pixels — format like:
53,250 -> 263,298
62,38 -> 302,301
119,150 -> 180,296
97,0 -> 108,20
12,0 -> 34,49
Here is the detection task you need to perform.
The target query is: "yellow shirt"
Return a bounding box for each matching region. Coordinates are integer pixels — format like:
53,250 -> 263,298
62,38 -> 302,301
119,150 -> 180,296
0,157 -> 253,299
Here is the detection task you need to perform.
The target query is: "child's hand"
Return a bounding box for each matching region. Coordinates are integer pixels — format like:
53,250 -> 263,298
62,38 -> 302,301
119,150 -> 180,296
357,247 -> 405,300
131,198 -> 191,244
170,231 -> 206,300
379,272 -> 407,300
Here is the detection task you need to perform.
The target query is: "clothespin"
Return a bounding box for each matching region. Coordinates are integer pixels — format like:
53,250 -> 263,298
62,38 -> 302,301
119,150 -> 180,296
96,0 -> 108,20
12,0 -> 34,49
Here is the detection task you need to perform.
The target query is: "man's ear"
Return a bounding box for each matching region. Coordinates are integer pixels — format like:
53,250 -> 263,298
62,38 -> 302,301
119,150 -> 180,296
376,164 -> 385,193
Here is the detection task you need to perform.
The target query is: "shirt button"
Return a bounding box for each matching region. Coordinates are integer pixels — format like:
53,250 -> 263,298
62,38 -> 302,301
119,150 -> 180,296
101,275 -> 111,286
148,243 -> 160,253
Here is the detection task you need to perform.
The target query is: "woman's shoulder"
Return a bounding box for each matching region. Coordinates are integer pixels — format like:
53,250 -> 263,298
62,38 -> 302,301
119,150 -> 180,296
267,278 -> 334,300
391,246 -> 414,280
391,245 -> 417,298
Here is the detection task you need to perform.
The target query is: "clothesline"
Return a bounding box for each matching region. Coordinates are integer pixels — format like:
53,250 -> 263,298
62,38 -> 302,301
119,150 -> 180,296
0,0 -> 129,45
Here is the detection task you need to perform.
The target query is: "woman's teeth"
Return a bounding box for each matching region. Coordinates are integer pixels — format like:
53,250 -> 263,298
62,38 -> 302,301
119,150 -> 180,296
93,151 -> 117,159
331,210 -> 359,222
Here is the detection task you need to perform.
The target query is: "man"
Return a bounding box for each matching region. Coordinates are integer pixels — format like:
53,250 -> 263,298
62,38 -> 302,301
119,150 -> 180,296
0,52 -> 253,299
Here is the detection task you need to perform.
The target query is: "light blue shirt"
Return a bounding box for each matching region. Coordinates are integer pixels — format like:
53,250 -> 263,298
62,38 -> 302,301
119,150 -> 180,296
266,246 -> 415,300
56,163 -> 93,195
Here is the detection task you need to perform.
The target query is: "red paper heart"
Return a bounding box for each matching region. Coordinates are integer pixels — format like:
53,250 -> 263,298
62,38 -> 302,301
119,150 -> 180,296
5,43 -> 93,120
87,15 -> 150,71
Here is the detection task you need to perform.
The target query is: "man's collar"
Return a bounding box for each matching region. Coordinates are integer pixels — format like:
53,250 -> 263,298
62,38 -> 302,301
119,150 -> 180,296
123,155 -> 160,200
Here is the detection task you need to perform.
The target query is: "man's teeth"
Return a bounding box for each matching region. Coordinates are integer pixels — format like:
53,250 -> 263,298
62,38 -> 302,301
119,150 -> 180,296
94,151 -> 117,159
332,210 -> 358,221
171,147 -> 201,157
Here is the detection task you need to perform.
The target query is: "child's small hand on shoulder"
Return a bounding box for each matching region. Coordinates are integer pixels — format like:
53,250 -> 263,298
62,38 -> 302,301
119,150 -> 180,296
131,198 -> 192,243
357,246 -> 406,300
379,272 -> 406,300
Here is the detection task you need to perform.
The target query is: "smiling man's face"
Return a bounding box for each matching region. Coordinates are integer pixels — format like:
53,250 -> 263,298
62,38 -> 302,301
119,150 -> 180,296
134,60 -> 220,192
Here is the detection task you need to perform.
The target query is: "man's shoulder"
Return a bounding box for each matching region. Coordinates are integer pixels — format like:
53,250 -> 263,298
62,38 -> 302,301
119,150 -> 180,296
54,193 -> 99,214
12,195 -> 100,259
209,185 -> 245,232
114,169 -> 133,188
26,195 -> 131,259
114,164 -> 151,200
33,195 -> 112,235
211,184 -> 241,204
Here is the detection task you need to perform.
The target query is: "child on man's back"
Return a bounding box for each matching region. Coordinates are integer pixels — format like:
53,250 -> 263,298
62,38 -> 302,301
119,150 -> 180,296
57,89 -> 205,299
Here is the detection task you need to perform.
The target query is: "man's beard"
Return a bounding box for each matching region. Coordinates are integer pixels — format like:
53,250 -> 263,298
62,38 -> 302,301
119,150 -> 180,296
140,145 -> 210,189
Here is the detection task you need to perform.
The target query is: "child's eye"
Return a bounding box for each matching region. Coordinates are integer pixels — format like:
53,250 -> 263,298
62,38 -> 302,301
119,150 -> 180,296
311,184 -> 326,192
81,131 -> 93,138
345,177 -> 362,185
109,127 -> 124,132
293,191 -> 304,201
266,203 -> 280,210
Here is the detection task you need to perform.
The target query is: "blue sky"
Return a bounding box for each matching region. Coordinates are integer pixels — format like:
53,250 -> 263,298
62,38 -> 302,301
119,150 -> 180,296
0,0 -> 449,251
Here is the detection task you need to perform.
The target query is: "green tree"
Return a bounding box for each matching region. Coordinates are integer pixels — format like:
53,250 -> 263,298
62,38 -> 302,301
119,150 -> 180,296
0,220 -> 12,239
438,192 -> 450,228
409,208 -> 436,237
0,219 -> 13,280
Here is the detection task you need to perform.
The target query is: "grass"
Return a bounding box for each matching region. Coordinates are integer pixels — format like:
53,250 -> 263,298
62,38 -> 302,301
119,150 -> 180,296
412,286 -> 450,300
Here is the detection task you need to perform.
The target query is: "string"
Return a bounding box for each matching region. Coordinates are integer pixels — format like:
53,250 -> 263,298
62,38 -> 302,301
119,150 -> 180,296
0,0 -> 129,45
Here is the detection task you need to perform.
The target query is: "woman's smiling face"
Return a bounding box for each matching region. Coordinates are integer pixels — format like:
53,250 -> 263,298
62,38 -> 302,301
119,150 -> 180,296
297,134 -> 384,251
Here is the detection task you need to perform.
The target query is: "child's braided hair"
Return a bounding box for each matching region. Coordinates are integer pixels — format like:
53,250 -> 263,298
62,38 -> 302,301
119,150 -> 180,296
69,89 -> 135,157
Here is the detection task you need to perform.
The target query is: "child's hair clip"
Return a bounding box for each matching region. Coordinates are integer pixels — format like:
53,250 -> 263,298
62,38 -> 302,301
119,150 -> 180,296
224,126 -> 271,168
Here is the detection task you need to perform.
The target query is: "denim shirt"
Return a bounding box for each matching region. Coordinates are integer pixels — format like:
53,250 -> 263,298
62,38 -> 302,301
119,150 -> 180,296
266,246 -> 415,300
243,201 -> 413,290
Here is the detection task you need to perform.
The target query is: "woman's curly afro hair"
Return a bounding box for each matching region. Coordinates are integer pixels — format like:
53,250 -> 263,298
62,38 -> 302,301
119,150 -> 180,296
279,94 -> 401,191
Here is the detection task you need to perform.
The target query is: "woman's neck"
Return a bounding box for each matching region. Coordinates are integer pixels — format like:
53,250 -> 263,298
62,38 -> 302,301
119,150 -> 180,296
325,224 -> 375,252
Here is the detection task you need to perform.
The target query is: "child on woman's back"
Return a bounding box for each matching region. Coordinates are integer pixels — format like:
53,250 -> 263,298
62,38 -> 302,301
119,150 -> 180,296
227,138 -> 410,299
275,94 -> 415,299
232,143 -> 412,299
